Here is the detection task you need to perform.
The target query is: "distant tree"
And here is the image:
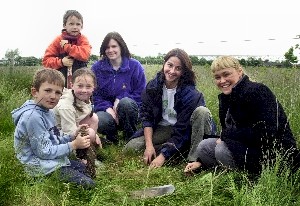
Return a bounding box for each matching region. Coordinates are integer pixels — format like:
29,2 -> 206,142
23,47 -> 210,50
284,45 -> 298,67
5,48 -> 20,68
89,54 -> 99,64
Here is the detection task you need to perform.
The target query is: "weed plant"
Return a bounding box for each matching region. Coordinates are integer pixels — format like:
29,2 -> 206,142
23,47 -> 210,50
0,65 -> 300,205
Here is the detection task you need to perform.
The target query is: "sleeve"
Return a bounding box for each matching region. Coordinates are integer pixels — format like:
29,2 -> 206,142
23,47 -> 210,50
221,85 -> 281,147
56,107 -> 78,135
160,89 -> 206,159
26,115 -> 72,160
116,61 -> 146,106
64,35 -> 91,61
42,36 -> 64,69
139,89 -> 156,128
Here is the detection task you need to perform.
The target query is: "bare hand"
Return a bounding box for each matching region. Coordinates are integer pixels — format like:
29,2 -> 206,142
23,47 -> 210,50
60,39 -> 68,48
95,134 -> 102,149
216,138 -> 221,144
106,107 -> 119,125
62,56 -> 74,67
143,146 -> 156,165
73,124 -> 89,138
72,134 -> 90,150
149,154 -> 165,169
184,162 -> 201,173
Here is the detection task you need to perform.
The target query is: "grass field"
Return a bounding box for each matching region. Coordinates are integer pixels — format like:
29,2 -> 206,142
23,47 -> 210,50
1,65 -> 300,206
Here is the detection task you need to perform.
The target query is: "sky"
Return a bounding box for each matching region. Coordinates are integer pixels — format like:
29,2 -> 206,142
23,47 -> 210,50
0,0 -> 299,60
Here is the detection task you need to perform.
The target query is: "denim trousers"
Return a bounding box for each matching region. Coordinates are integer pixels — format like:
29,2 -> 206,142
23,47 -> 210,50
196,138 -> 236,169
96,97 -> 139,141
59,160 -> 95,189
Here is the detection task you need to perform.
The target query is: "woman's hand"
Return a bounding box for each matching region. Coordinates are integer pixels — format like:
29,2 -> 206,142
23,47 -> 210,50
143,146 -> 156,165
184,161 -> 201,173
106,107 -> 119,125
149,154 -> 165,169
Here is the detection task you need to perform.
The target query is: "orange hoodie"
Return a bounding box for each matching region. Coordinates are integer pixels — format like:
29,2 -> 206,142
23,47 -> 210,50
42,32 -> 91,69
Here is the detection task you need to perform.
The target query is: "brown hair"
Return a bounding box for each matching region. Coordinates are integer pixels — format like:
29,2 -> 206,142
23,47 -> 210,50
162,48 -> 196,86
32,68 -> 65,90
63,10 -> 83,26
100,32 -> 131,59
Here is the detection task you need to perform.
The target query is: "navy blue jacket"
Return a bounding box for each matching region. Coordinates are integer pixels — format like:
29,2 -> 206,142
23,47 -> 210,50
132,72 -> 207,159
219,75 -> 298,173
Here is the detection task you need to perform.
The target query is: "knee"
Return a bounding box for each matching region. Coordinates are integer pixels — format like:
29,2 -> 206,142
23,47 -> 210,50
118,97 -> 137,111
90,113 -> 99,125
124,137 -> 145,152
87,128 -> 96,142
96,112 -> 115,130
191,106 -> 211,121
197,139 -> 209,155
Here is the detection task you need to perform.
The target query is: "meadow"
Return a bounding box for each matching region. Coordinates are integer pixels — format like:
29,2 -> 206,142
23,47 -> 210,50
1,65 -> 300,206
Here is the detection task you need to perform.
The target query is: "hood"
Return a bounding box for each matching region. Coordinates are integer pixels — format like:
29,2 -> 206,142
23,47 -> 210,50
11,100 -> 47,126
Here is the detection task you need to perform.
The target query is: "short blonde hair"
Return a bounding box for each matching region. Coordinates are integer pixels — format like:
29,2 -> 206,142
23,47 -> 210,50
211,56 -> 242,73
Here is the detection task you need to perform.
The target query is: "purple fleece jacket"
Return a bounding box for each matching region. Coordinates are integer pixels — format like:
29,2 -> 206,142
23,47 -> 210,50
92,57 -> 146,112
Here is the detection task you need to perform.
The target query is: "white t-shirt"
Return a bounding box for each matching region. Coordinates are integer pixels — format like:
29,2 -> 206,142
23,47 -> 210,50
159,85 -> 177,126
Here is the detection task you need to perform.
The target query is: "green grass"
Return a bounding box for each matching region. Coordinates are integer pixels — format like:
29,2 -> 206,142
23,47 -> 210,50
1,65 -> 300,205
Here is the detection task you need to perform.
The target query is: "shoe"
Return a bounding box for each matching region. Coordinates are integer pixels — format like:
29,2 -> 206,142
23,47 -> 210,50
130,184 -> 175,199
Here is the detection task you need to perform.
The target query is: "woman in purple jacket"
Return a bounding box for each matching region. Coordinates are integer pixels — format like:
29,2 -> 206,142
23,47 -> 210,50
92,32 -> 146,143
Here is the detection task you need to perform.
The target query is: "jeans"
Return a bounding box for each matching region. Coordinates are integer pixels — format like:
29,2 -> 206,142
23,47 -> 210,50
96,97 -> 139,141
59,160 -> 95,189
196,138 -> 236,169
123,125 -> 173,152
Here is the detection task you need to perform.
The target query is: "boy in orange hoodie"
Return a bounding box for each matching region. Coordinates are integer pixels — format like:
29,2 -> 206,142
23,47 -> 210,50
42,10 -> 91,89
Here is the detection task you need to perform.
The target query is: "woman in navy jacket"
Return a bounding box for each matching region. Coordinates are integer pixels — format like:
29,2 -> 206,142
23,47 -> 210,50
124,48 -> 216,168
185,56 -> 300,174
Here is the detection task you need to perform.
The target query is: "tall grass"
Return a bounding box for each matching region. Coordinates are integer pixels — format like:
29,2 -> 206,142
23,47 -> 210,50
1,65 -> 300,206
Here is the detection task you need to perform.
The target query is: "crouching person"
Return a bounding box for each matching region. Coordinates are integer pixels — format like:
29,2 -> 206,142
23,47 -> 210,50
124,48 -> 216,168
185,56 -> 300,175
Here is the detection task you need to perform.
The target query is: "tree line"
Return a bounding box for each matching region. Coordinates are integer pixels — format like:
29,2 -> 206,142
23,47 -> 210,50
1,46 -> 299,68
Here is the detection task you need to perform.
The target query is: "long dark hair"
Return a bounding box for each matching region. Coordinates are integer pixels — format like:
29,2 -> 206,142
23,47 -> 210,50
99,31 -> 131,59
161,48 -> 196,86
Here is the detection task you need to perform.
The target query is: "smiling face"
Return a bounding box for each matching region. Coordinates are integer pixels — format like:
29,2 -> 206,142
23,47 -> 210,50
31,82 -> 63,109
213,67 -> 243,95
71,74 -> 95,102
105,39 -> 121,61
163,56 -> 183,89
63,15 -> 83,36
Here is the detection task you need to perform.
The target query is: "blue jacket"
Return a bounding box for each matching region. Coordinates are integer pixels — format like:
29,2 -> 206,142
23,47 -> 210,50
92,57 -> 146,112
133,72 -> 207,159
12,100 -> 72,176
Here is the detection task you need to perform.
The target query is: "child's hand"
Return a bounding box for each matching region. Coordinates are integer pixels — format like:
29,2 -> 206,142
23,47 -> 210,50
71,134 -> 90,150
60,39 -> 68,48
62,56 -> 74,67
73,124 -> 89,138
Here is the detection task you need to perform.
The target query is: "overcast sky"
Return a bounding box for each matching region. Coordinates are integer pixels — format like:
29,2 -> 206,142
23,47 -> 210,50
0,0 -> 299,60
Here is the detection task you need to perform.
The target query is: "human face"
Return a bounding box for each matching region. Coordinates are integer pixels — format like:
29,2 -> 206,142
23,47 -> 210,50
213,67 -> 243,95
31,82 -> 63,109
163,56 -> 183,89
63,16 -> 83,36
105,39 -> 121,61
71,75 -> 95,102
